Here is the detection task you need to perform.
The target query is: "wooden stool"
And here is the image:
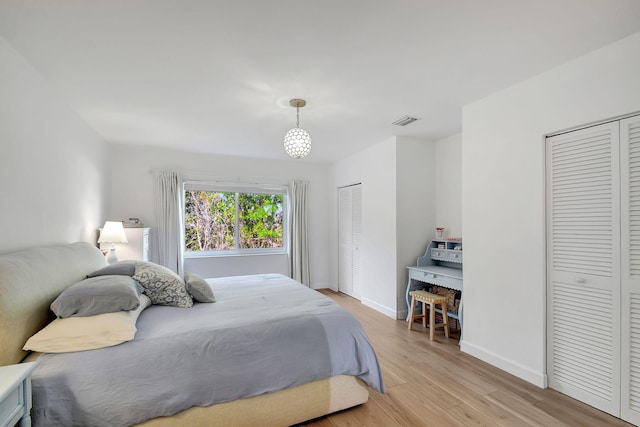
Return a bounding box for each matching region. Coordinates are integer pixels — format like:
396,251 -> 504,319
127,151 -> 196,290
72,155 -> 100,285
408,290 -> 450,341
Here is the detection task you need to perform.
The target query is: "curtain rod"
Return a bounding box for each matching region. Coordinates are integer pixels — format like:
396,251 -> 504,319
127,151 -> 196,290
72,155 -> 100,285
149,168 -> 291,187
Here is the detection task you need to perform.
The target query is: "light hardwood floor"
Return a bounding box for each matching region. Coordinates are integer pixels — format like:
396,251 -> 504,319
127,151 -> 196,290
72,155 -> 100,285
301,289 -> 633,427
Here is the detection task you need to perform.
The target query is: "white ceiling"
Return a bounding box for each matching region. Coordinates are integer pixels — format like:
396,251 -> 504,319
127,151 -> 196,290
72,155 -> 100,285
1,1 -> 640,163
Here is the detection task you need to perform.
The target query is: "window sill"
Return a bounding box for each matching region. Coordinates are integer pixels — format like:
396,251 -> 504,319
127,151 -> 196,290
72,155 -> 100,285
184,250 -> 288,259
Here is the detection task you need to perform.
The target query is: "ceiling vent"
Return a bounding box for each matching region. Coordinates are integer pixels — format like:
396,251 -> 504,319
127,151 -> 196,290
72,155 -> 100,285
392,115 -> 420,126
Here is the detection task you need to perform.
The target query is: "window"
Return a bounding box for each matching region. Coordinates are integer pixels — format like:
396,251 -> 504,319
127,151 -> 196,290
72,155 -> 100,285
183,182 -> 287,256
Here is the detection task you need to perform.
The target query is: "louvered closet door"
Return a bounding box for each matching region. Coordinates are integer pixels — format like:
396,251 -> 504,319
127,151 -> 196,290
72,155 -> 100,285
546,122 -> 621,416
621,115 -> 640,424
338,184 -> 362,299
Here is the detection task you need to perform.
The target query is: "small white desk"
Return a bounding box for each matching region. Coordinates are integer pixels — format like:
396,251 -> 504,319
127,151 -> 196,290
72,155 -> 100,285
0,362 -> 39,427
405,265 -> 463,322
405,239 -> 464,329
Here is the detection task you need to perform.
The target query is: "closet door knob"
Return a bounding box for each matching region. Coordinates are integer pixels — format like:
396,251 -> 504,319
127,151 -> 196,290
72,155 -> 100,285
574,277 -> 586,284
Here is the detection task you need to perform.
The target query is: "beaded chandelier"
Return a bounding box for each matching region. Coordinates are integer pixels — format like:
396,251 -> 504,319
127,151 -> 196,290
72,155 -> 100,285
283,99 -> 311,159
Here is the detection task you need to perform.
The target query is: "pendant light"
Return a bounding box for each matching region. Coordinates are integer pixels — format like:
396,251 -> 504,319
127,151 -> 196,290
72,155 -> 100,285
283,98 -> 311,159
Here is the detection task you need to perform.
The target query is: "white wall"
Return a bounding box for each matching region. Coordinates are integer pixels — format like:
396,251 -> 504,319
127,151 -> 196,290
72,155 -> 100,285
106,143 -> 331,288
330,138 -> 398,316
396,137 -> 437,317
330,137 -> 437,318
461,32 -> 640,387
435,133 -> 462,238
0,35 -> 107,253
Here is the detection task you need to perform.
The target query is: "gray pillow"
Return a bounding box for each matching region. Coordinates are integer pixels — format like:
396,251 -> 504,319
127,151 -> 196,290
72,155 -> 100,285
87,260 -> 137,278
51,275 -> 143,318
184,272 -> 216,303
132,262 -> 193,308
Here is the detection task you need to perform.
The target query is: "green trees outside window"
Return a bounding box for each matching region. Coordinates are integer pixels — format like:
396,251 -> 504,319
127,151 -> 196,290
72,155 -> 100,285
185,190 -> 284,252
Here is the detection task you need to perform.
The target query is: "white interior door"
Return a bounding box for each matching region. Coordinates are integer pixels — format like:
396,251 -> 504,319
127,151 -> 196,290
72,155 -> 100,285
546,122 -> 621,416
351,185 -> 362,298
621,115 -> 640,424
338,184 -> 362,299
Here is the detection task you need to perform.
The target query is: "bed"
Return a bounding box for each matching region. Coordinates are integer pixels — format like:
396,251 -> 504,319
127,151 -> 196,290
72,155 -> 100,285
0,242 -> 383,426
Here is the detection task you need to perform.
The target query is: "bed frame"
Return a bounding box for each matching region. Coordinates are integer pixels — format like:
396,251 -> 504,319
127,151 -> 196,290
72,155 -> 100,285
0,242 -> 368,426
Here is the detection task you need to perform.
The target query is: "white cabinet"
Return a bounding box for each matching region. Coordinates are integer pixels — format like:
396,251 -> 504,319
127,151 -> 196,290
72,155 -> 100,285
99,227 -> 150,262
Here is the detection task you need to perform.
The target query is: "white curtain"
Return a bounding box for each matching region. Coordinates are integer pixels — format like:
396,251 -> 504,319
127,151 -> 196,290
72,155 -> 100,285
155,171 -> 184,276
290,180 -> 310,286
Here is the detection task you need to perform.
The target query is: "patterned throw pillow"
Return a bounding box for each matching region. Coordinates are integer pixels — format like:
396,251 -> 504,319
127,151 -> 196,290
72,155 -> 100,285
132,262 -> 193,308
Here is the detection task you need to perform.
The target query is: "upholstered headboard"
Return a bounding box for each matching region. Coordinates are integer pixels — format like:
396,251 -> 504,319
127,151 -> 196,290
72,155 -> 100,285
0,242 -> 106,366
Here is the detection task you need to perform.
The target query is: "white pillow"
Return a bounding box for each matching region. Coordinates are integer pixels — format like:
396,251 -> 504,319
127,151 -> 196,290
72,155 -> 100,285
23,295 -> 151,353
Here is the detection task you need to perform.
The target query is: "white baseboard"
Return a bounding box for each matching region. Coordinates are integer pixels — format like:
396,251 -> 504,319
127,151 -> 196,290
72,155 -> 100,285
318,286 -> 399,320
460,340 -> 548,388
361,297 -> 397,319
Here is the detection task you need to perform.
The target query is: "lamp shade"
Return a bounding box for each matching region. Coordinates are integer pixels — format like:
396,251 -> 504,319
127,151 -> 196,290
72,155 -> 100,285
284,127 -> 312,159
98,221 -> 128,243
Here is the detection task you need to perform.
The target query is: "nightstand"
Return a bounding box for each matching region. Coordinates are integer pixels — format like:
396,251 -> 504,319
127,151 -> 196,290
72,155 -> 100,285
0,362 -> 39,427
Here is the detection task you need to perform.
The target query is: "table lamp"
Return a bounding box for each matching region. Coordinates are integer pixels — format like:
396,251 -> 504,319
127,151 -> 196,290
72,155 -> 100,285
98,221 -> 128,264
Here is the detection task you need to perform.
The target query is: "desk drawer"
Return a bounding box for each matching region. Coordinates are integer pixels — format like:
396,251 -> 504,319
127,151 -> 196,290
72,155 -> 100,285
447,250 -> 463,263
412,270 -> 462,291
430,248 -> 447,260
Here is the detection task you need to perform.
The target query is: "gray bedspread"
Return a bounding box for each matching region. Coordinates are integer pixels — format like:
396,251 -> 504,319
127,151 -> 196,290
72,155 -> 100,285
31,274 -> 383,426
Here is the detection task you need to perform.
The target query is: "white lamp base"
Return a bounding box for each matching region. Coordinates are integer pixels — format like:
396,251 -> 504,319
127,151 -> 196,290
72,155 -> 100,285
106,246 -> 119,264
